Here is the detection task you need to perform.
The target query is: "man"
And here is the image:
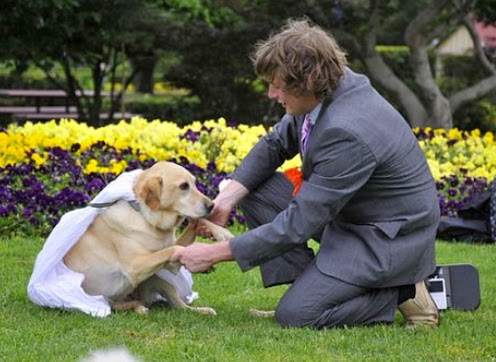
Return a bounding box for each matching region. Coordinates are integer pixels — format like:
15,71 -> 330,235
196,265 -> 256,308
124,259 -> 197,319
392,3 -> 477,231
173,19 -> 440,329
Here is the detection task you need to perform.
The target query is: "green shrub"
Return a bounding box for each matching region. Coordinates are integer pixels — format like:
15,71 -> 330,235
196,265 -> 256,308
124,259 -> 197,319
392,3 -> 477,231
454,99 -> 496,132
124,93 -> 201,126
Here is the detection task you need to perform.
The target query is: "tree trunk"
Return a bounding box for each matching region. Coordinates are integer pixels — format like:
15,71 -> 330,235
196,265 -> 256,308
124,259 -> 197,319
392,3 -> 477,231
345,0 -> 494,130
90,61 -> 104,127
450,16 -> 496,113
357,0 -> 429,127
408,44 -> 453,128
404,0 -> 454,128
131,55 -> 158,94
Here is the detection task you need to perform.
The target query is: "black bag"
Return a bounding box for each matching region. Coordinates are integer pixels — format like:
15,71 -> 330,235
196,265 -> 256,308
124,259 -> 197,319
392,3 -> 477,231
436,178 -> 496,243
428,264 -> 481,311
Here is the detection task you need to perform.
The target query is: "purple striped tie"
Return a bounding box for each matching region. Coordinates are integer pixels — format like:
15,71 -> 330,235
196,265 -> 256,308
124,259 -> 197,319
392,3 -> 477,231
300,114 -> 313,155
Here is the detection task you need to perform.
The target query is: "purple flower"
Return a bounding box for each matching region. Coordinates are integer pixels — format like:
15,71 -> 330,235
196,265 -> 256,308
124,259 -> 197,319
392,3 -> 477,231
85,177 -> 106,193
449,176 -> 459,187
0,204 -> 18,216
448,188 -> 458,197
181,129 -> 199,142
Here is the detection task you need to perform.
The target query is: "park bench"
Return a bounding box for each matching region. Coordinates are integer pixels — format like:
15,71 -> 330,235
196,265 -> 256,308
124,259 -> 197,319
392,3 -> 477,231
0,89 -> 136,121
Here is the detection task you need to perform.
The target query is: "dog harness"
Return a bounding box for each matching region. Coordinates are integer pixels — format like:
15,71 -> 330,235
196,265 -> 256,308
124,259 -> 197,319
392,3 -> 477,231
89,199 -> 141,212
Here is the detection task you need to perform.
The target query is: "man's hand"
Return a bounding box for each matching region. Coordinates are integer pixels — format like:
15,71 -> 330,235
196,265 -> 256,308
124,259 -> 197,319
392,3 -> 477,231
172,241 -> 233,273
196,179 -> 249,238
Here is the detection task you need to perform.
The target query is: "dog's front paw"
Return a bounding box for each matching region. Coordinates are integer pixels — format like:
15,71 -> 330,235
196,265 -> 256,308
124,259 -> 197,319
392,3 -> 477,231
200,219 -> 234,241
209,226 -> 234,242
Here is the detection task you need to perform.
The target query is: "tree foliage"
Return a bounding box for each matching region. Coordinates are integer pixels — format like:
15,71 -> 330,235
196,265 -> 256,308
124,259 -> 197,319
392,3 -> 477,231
318,0 -> 496,128
161,0 -> 340,124
0,0 -> 166,125
162,0 -> 496,128
1,0 -> 496,128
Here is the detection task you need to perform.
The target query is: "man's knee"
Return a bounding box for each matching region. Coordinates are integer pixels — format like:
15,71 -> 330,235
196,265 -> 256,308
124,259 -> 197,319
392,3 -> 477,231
275,303 -> 301,328
274,289 -> 353,329
275,296 -> 317,328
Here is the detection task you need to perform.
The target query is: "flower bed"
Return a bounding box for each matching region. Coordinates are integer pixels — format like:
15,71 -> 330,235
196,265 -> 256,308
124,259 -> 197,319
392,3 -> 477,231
1,117 -> 495,235
414,127 -> 496,217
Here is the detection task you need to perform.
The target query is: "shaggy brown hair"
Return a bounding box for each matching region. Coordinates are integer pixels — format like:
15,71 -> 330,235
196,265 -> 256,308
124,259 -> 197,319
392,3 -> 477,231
252,19 -> 347,100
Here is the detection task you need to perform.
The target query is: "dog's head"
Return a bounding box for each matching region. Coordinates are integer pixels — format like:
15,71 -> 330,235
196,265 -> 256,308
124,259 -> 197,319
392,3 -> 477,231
133,162 -> 214,229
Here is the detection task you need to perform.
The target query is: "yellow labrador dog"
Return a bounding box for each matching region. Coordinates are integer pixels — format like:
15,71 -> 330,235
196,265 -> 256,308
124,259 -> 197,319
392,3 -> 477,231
63,161 -> 233,315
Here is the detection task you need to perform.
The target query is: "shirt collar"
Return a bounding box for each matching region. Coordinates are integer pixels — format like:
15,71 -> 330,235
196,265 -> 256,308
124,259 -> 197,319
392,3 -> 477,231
307,102 -> 322,125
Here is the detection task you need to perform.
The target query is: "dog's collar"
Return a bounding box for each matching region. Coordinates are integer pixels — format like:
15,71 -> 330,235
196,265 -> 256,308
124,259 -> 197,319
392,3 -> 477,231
89,199 -> 141,212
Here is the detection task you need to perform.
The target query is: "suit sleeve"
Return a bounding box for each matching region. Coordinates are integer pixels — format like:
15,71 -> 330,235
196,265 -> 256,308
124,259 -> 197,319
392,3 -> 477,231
230,127 -> 377,271
231,115 -> 300,191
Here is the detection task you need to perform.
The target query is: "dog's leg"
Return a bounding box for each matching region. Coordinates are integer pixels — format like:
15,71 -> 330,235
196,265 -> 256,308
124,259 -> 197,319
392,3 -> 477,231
140,275 -> 216,315
175,219 -> 234,246
175,221 -> 197,247
125,245 -> 184,287
159,279 -> 217,315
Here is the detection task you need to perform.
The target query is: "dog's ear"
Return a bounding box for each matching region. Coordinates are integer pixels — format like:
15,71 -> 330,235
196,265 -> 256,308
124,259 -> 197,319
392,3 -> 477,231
140,176 -> 163,211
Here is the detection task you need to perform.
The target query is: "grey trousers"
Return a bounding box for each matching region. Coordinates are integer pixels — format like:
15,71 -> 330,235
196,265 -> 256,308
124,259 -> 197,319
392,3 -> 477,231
238,172 -> 399,328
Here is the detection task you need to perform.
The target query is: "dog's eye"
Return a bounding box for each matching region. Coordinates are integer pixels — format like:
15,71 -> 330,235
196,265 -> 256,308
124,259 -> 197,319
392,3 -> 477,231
179,182 -> 189,191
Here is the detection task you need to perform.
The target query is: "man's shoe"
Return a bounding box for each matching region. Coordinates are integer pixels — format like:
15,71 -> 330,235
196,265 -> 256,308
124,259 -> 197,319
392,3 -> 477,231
398,280 -> 440,329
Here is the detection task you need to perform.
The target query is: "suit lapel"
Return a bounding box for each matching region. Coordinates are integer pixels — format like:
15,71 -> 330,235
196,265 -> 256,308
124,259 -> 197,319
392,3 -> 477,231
301,97 -> 332,177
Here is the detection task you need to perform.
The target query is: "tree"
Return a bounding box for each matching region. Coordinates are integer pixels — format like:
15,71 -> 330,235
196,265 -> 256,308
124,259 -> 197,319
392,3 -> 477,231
152,0 -> 276,123
326,0 -> 496,128
128,0 -> 247,95
0,0 -> 166,126
160,0 -> 324,124
3,0 -> 494,128
160,0 -> 496,128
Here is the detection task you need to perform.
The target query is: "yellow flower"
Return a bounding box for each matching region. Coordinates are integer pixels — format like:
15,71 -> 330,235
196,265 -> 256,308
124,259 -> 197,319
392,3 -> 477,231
110,160 -> 128,175
84,159 -> 100,174
31,153 -> 46,166
447,128 -> 463,140
3,120 -> 496,185
426,159 -> 441,180
483,131 -> 494,145
470,129 -> 481,138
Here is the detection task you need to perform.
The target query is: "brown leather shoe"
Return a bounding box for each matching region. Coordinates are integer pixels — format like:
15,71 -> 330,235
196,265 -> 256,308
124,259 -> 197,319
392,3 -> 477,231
398,281 -> 440,329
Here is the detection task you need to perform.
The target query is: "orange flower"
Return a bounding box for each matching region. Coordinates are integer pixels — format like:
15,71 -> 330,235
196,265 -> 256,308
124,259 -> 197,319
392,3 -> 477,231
284,168 -> 303,196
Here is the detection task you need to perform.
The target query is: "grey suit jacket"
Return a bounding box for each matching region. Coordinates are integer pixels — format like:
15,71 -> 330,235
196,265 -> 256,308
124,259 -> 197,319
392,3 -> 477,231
230,67 -> 440,288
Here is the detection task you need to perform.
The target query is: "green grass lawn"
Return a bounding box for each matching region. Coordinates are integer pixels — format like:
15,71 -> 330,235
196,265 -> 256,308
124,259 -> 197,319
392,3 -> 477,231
1,235 -> 495,362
